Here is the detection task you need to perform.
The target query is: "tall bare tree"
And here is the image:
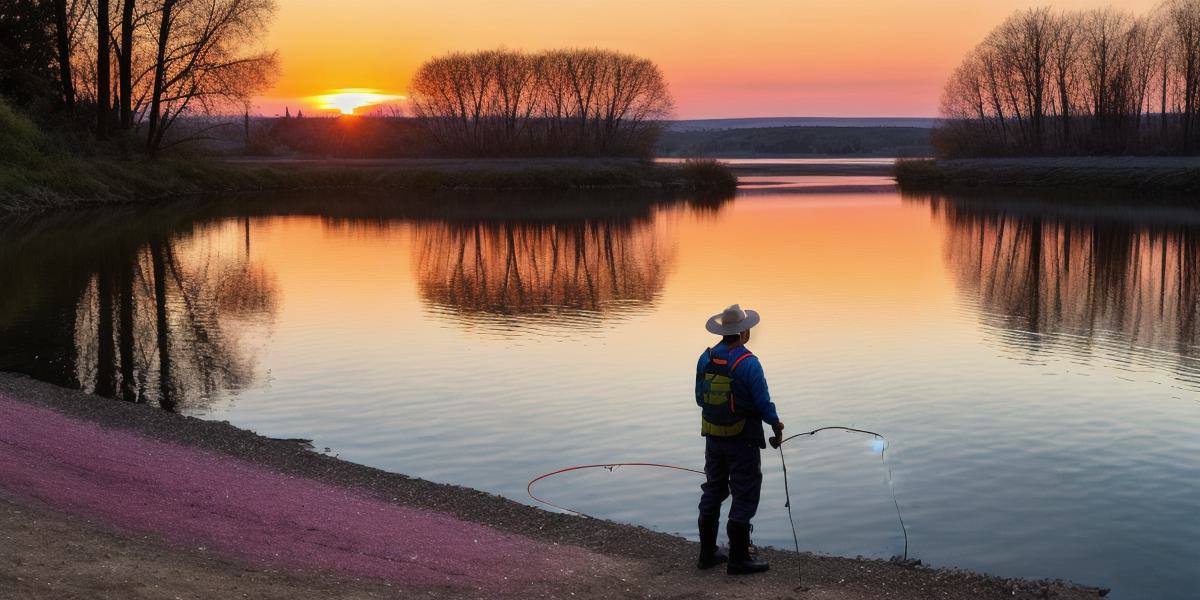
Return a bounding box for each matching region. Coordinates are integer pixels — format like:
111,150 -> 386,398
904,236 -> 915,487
51,0 -> 76,110
410,48 -> 672,157
936,0 -> 1200,156
145,0 -> 277,154
1004,8 -> 1056,151
1050,11 -> 1081,148
115,0 -> 135,128
95,0 -> 110,137
1164,0 -> 1200,147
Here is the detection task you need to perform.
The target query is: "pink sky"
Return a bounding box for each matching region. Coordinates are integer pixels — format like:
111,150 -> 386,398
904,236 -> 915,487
260,0 -> 1159,118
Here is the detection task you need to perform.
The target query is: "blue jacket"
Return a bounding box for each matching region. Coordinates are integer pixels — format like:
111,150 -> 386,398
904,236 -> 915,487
695,343 -> 780,427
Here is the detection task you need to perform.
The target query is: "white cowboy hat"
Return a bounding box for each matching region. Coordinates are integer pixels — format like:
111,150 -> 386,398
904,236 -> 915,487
705,304 -> 760,335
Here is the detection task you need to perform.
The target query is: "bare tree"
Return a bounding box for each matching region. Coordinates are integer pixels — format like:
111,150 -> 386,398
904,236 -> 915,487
410,48 -> 672,157
1050,11 -> 1081,148
51,0 -> 78,110
1003,8 -> 1056,151
145,0 -> 277,155
1078,8 -> 1136,149
1129,15 -> 1164,133
1164,0 -> 1200,147
96,0 -> 109,137
490,49 -> 536,148
936,0 -> 1200,156
115,0 -> 135,128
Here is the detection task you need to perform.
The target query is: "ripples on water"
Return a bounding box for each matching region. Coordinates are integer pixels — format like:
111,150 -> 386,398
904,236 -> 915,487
1,167 -> 1198,598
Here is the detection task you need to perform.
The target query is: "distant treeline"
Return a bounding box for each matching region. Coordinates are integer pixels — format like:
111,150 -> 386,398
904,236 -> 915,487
938,0 -> 1200,157
408,49 -> 673,158
657,126 -> 932,157
263,121 -> 936,159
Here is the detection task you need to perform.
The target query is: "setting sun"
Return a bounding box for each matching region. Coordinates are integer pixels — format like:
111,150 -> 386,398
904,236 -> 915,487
310,88 -> 404,115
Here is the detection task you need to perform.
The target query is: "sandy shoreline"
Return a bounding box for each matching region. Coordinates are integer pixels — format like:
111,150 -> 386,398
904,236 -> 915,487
0,373 -> 1108,599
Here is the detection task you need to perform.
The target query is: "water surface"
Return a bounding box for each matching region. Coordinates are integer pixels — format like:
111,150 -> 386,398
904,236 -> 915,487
2,165 -> 1198,598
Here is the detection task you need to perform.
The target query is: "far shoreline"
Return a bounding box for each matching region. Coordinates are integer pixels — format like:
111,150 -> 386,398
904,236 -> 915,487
0,156 -> 738,217
896,156 -> 1200,192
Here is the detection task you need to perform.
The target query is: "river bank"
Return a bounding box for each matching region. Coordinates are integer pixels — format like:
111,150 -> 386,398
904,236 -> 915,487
0,98 -> 737,216
0,156 -> 736,216
0,373 -> 1108,599
895,156 -> 1200,192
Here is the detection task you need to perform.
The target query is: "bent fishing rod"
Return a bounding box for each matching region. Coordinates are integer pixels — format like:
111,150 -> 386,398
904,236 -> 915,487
526,425 -> 909,567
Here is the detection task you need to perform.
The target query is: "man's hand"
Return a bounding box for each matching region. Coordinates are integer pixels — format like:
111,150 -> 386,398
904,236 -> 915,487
769,421 -> 785,448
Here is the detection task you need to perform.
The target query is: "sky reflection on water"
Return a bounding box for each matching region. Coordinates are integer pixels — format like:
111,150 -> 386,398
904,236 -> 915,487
1,178 -> 1198,598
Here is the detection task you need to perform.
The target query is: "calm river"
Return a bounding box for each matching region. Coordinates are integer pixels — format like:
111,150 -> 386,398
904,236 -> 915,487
2,160 -> 1198,598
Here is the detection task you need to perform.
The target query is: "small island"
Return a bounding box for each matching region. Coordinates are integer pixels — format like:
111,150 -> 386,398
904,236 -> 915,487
898,2 -> 1200,192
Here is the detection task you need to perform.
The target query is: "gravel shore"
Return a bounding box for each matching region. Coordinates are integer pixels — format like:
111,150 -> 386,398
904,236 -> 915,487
0,373 -> 1109,599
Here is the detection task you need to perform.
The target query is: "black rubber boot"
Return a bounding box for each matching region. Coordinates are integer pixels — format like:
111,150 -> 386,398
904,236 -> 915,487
697,514 -> 728,569
726,521 -> 769,575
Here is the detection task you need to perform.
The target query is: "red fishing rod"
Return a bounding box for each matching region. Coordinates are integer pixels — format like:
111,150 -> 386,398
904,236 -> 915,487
525,426 -> 909,565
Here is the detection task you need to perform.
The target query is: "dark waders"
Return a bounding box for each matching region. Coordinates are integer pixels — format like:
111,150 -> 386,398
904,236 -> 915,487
697,436 -> 770,574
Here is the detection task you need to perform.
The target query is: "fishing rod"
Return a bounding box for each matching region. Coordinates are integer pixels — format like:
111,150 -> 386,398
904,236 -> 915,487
525,426 -> 909,568
773,426 -> 909,565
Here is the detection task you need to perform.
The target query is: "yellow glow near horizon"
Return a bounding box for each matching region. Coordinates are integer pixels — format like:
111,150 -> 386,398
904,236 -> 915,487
266,0 -> 1161,118
310,89 -> 405,115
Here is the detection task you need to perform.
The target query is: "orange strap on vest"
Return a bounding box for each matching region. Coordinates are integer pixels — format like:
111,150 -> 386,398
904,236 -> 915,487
730,351 -> 753,373
728,350 -> 752,414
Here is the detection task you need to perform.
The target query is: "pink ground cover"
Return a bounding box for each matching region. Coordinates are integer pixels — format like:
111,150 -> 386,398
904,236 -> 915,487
0,397 -> 592,590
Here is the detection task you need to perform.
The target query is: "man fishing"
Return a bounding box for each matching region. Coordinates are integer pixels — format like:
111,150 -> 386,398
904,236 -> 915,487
695,304 -> 784,575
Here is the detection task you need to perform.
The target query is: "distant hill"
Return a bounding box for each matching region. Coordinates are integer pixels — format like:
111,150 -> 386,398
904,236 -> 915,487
657,125 -> 933,158
667,117 -> 938,132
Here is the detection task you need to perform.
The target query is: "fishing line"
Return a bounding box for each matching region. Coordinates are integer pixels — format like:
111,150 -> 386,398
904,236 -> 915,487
776,442 -> 802,577
777,426 -> 909,562
526,462 -> 705,519
526,426 -> 909,563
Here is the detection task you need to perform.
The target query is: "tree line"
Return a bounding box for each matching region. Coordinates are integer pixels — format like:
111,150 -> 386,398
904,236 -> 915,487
0,0 -> 276,154
408,48 -> 673,157
937,1 -> 1200,156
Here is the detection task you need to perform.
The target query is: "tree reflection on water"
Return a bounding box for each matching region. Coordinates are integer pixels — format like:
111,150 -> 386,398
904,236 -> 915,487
0,192 -> 730,409
414,217 -> 674,330
0,214 -> 278,412
928,191 -> 1200,371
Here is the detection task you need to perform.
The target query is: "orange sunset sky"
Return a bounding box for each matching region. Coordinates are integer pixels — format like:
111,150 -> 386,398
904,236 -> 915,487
263,0 -> 1159,119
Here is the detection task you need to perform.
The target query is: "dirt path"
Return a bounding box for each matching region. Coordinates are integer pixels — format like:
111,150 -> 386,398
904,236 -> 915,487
0,497 -> 406,600
0,399 -> 610,596
0,374 -> 1108,599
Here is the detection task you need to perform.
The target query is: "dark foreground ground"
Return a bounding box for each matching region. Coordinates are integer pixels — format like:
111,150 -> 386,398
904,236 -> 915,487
0,374 -> 1108,600
896,156 -> 1200,192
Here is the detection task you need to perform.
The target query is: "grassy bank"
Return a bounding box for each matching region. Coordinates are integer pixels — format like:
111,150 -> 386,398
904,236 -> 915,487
0,104 -> 736,216
896,156 -> 1200,192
